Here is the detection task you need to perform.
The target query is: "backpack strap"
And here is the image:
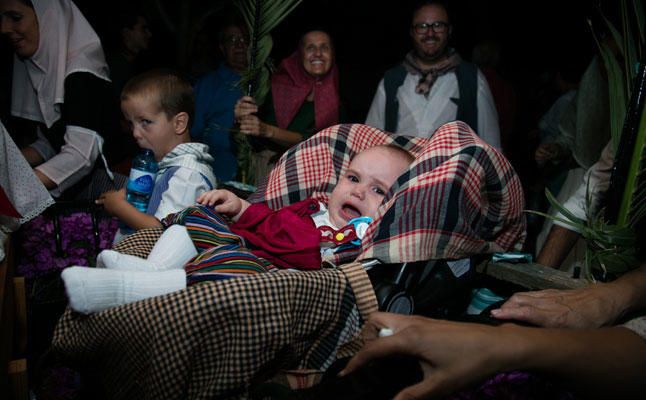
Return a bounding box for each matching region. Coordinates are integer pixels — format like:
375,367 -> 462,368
383,64 -> 408,132
454,62 -> 478,133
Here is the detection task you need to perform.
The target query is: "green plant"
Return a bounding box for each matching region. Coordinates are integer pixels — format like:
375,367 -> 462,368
528,189 -> 638,281
232,0 -> 303,183
531,0 -> 644,280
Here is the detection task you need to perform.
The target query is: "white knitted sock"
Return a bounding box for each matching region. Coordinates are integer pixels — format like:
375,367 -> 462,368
61,267 -> 186,314
97,250 -> 154,271
146,225 -> 198,270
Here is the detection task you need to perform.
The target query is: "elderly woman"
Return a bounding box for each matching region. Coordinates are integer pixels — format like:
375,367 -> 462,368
0,0 -> 118,198
234,29 -> 341,183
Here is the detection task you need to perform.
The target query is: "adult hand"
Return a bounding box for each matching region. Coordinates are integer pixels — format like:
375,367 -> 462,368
196,189 -> 250,221
340,312 -> 505,400
96,188 -> 127,216
534,143 -> 561,162
238,114 -> 272,138
234,96 -> 258,121
490,284 -> 622,329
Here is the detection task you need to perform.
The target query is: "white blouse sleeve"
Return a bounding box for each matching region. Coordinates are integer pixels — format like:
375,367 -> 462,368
34,125 -> 101,197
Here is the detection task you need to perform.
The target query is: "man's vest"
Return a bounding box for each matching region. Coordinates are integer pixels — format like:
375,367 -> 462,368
383,62 -> 478,133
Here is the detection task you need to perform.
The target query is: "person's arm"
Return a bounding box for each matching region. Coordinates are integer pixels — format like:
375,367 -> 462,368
492,264 -> 646,328
34,126 -> 101,194
341,312 -> 646,400
536,224 -> 580,268
476,70 -> 502,150
96,188 -> 162,229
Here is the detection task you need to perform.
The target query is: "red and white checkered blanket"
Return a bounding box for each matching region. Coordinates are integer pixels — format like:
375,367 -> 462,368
251,122 -> 526,264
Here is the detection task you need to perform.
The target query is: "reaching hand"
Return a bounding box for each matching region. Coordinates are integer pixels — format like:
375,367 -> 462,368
197,189 -> 250,222
491,285 -> 621,328
96,188 -> 127,216
340,312 -> 506,400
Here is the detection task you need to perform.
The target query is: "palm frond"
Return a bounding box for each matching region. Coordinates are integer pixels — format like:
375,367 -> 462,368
234,0 -> 302,105
619,98 -> 646,225
232,0 -> 303,183
591,19 -> 628,153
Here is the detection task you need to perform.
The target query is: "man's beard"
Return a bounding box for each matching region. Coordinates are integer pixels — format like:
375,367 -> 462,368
414,39 -> 448,64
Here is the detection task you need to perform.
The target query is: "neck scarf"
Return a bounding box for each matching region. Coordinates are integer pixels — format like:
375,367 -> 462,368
10,0 -> 110,128
402,49 -> 462,98
157,143 -> 217,188
271,51 -> 340,131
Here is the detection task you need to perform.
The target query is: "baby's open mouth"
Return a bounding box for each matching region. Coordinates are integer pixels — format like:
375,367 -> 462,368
342,204 -> 361,220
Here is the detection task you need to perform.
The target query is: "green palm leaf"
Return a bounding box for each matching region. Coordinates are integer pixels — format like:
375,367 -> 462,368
618,101 -> 646,225
232,0 -> 303,183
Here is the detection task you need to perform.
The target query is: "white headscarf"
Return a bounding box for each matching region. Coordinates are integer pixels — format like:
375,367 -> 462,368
10,0 -> 110,128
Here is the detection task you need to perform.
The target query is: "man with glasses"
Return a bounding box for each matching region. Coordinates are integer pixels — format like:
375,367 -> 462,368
365,1 -> 500,149
192,14 -> 249,182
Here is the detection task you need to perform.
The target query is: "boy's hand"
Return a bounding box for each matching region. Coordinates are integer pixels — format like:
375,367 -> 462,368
96,188 -> 128,216
197,189 -> 250,222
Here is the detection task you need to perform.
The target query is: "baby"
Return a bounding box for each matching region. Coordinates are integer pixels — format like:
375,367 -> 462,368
62,145 -> 414,313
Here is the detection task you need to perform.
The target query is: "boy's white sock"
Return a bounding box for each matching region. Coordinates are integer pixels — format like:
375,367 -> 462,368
146,225 -> 198,270
97,250 -> 154,271
61,267 -> 186,314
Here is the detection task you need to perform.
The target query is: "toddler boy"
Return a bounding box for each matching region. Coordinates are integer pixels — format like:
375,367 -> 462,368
98,70 -> 216,242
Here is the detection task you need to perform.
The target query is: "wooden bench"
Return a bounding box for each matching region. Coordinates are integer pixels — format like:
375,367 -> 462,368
477,260 -> 588,290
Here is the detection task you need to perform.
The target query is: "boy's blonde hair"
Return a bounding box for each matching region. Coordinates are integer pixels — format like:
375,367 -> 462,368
121,69 -> 194,127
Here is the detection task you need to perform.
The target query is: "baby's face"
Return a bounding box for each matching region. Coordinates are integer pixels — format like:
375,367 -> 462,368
327,146 -> 411,228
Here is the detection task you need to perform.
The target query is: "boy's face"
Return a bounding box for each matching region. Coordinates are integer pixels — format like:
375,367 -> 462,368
327,146 -> 411,228
121,94 -> 178,161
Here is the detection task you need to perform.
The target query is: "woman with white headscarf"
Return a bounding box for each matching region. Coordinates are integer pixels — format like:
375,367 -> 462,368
0,0 -> 118,198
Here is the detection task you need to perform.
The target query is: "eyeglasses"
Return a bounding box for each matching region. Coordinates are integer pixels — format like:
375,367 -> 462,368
223,35 -> 248,47
412,21 -> 450,34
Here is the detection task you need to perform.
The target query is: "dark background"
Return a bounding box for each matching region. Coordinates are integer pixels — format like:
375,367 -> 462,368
1,0 -> 608,153
69,0 -> 603,122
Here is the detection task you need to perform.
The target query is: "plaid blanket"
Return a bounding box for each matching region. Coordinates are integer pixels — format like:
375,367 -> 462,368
51,122 -> 525,398
251,122 -> 526,264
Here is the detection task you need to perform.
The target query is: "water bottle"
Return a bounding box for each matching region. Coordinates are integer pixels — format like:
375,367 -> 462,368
121,149 -> 158,233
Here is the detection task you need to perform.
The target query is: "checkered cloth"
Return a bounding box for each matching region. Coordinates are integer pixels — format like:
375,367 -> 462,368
251,122 -> 526,264
51,122 -> 525,398
53,262 -> 376,399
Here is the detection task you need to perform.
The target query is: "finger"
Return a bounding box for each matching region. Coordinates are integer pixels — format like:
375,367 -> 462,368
490,305 -> 548,326
340,333 -> 412,376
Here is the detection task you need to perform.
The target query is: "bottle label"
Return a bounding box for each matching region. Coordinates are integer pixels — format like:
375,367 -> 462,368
127,169 -> 156,195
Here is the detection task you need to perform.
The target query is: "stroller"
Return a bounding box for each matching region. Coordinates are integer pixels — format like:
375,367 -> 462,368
51,122 -> 525,399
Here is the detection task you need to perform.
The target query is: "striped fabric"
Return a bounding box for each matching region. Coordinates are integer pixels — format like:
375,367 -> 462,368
162,205 -> 271,283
